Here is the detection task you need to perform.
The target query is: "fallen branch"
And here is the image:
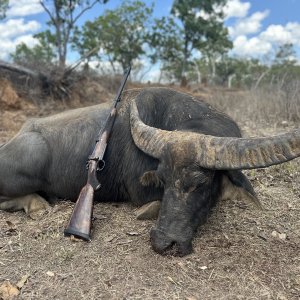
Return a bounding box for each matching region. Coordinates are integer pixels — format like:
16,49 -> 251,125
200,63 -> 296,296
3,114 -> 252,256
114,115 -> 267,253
0,60 -> 48,82
0,61 -> 69,100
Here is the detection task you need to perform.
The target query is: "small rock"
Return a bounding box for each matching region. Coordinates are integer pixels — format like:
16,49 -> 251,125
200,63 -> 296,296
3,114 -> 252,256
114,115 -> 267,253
271,231 -> 286,240
278,233 -> 287,240
46,271 -> 55,277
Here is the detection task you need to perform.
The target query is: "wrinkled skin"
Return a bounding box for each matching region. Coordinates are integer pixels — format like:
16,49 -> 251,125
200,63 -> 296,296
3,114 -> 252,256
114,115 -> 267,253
139,143 -> 223,256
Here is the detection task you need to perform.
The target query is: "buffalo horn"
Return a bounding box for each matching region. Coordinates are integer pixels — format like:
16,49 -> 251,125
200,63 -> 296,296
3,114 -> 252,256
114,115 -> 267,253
130,99 -> 171,158
193,131 -> 300,169
130,100 -> 300,169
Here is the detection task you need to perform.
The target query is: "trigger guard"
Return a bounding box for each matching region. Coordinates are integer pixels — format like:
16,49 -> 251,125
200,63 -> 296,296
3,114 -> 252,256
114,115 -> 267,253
97,159 -> 105,172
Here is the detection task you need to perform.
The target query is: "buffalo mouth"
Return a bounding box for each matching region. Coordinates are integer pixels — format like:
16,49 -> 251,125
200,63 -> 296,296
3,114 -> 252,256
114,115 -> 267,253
150,228 -> 193,257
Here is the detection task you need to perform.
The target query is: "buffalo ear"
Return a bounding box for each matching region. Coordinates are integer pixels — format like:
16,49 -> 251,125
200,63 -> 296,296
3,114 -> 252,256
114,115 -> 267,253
140,171 -> 163,188
220,171 -> 263,209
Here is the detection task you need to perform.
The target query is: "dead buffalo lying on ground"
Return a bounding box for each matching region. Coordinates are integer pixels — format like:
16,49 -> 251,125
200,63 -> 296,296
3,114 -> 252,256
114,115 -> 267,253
0,87 -> 299,256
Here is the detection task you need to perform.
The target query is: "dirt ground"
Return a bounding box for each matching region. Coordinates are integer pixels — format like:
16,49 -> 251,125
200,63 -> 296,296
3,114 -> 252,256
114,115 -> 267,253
0,80 -> 299,300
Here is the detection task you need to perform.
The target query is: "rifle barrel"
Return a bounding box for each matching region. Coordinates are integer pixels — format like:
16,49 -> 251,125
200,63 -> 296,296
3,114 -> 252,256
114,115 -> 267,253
113,66 -> 131,107
64,65 -> 131,241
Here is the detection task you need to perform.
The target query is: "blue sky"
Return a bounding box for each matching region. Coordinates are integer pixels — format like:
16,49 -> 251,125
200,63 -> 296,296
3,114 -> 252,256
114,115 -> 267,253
1,0 -> 300,79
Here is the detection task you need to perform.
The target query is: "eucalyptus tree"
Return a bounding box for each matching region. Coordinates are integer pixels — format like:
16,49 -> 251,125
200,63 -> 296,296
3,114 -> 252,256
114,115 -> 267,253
169,0 -> 232,85
0,0 -> 8,19
39,0 -> 109,67
73,0 -> 153,73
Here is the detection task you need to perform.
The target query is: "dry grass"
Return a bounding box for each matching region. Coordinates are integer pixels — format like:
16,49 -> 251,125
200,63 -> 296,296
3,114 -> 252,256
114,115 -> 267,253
0,80 -> 300,299
205,84 -> 300,129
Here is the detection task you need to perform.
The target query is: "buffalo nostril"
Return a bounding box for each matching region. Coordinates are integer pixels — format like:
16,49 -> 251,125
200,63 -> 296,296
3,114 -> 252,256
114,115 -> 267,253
175,240 -> 193,257
150,228 -> 193,256
150,228 -> 172,254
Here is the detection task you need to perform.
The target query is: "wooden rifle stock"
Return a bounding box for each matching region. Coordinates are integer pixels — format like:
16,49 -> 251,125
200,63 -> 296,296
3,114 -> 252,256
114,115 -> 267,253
64,66 -> 131,241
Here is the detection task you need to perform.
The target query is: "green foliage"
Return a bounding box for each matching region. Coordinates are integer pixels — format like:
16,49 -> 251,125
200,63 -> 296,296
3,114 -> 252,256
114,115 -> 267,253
73,0 -> 153,72
0,0 -> 8,20
214,57 -> 268,87
148,16 -> 183,80
149,17 -> 182,64
172,0 -> 227,50
268,44 -> 299,84
273,43 -> 297,66
38,0 -> 109,67
73,0 -> 232,82
168,0 -> 232,84
186,43 -> 300,89
11,35 -> 56,66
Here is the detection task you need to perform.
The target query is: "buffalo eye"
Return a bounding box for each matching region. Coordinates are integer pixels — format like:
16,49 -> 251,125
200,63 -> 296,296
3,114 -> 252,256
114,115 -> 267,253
140,170 -> 164,188
181,169 -> 211,193
187,183 -> 204,193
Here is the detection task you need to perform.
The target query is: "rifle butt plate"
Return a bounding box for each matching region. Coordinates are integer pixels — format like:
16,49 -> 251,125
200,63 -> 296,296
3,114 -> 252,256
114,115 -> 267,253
64,227 -> 91,242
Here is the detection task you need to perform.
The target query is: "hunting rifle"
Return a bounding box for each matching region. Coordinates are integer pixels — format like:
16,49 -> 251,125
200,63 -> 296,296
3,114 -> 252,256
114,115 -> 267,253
64,66 -> 131,241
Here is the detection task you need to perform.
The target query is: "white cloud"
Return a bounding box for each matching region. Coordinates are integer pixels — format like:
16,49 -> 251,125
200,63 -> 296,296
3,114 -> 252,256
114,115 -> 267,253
0,35 -> 39,60
0,19 -> 40,39
231,20 -> 300,58
226,2 -> 300,59
7,0 -> 44,17
0,1 -> 43,60
284,22 -> 300,45
229,10 -> 269,37
232,35 -> 272,57
0,40 -> 17,59
224,0 -> 251,20
260,25 -> 293,45
14,34 -> 39,47
198,0 -> 251,21
142,68 -> 161,83
0,18 -> 41,60
196,10 -> 210,21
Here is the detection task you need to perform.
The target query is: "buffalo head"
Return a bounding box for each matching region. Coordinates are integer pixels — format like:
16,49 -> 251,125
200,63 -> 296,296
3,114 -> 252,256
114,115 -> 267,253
130,100 -> 300,256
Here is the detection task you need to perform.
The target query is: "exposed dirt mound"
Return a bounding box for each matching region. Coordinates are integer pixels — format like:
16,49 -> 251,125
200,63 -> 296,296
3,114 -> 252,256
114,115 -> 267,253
0,72 -> 113,140
68,77 -> 113,105
0,79 -> 39,141
0,78 -> 21,110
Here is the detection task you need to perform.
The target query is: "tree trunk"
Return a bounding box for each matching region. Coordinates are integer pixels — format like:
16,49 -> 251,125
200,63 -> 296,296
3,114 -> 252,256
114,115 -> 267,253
180,37 -> 189,87
228,74 -> 235,88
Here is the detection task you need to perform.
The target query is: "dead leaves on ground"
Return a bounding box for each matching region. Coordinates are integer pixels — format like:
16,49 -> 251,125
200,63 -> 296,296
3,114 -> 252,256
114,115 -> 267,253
0,275 -> 29,300
0,281 -> 19,300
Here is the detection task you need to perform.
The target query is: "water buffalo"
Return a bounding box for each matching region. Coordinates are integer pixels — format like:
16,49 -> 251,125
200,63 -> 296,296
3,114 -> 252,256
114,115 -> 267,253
0,87 -> 299,256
